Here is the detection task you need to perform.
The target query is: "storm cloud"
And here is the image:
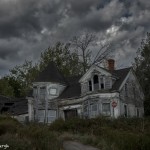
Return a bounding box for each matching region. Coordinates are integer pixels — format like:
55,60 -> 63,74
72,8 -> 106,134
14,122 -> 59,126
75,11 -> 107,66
0,0 -> 150,76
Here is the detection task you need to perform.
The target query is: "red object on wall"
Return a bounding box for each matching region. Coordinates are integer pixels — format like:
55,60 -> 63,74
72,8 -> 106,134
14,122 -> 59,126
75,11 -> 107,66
112,101 -> 117,108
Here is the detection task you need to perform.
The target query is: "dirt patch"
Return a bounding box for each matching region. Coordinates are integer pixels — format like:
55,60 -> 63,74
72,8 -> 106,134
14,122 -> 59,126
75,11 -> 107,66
63,141 -> 99,150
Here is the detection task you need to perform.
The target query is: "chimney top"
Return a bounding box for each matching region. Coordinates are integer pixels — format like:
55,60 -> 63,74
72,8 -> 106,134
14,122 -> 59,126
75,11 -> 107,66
107,59 -> 115,71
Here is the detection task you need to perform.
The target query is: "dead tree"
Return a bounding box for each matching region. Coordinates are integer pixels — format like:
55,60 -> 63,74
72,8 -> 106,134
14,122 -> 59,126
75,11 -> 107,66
71,32 -> 113,72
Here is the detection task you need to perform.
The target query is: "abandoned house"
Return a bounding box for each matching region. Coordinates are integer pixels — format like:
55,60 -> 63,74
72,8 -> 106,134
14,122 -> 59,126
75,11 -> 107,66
27,59 -> 144,123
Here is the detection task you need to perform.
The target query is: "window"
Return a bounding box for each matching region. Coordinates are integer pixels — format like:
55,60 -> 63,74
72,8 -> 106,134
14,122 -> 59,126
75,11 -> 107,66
40,87 -> 46,100
93,75 -> 99,90
90,104 -> 98,117
102,103 -> 110,116
100,77 -> 104,89
49,88 -> 57,95
38,110 -> 45,123
33,86 -> 38,97
47,110 -> 57,123
83,105 -> 88,116
89,80 -> 92,91
124,105 -> 127,117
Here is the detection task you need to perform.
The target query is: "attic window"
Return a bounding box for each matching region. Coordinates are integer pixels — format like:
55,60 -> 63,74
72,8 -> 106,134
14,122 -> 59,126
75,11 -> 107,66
89,80 -> 92,91
93,75 -> 99,90
49,88 -> 57,95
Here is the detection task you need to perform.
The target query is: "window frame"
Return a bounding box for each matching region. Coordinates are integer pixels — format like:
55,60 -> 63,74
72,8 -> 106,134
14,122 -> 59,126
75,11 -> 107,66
48,87 -> 57,95
102,103 -> 111,116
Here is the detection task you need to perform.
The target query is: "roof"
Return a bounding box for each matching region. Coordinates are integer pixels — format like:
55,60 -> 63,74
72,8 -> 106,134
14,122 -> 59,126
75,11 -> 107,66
58,76 -> 82,99
58,67 -> 131,99
10,99 -> 28,115
34,62 -> 66,84
1,98 -> 28,115
112,67 -> 131,91
0,95 -> 11,104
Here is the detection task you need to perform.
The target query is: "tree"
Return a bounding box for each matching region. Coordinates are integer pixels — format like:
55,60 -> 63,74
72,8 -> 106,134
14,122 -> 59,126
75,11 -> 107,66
71,32 -> 96,73
39,42 -> 82,77
8,60 -> 39,97
71,32 -> 112,73
134,32 -> 150,116
0,77 -> 14,97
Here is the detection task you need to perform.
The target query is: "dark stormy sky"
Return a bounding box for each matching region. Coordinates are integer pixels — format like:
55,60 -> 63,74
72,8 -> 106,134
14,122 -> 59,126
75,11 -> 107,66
0,0 -> 150,77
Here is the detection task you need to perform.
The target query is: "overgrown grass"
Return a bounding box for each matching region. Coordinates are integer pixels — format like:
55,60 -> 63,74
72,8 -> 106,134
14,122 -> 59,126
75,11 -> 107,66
0,115 -> 150,150
50,117 -> 150,150
0,116 -> 61,150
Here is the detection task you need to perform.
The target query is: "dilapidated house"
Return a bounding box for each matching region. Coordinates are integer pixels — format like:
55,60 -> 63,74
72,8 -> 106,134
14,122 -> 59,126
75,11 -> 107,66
0,96 -> 28,123
27,59 -> 144,123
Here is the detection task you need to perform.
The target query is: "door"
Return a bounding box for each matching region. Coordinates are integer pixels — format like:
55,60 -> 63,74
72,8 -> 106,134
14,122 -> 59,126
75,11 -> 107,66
64,109 -> 77,120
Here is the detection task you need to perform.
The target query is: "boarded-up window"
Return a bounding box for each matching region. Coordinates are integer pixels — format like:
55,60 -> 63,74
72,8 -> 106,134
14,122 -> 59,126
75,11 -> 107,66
102,103 -> 110,116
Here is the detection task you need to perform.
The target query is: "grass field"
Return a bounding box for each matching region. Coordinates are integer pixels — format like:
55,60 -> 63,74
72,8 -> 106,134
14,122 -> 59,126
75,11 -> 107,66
0,115 -> 150,150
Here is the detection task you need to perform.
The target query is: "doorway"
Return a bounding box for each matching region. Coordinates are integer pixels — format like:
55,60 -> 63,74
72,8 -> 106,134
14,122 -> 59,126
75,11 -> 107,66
64,109 -> 77,120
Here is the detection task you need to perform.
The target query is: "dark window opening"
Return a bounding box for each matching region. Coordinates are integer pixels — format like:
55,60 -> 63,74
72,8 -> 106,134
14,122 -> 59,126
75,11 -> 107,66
93,75 -> 99,90
64,109 -> 77,120
124,105 -> 127,117
101,83 -> 104,89
137,108 -> 139,117
89,80 -> 92,91
100,77 -> 104,89
93,75 -> 99,84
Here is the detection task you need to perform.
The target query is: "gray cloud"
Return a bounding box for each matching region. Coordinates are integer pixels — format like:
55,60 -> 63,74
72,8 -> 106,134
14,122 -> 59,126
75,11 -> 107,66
0,0 -> 150,76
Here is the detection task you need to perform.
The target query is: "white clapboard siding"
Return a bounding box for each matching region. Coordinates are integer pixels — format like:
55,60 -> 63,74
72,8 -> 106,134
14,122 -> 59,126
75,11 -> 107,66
105,77 -> 112,89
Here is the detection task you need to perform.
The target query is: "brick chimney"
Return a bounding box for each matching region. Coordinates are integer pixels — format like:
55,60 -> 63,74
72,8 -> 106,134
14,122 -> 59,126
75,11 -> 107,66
107,59 -> 115,71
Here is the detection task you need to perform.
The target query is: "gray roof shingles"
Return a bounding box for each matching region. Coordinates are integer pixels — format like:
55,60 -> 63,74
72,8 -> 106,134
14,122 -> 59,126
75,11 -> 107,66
34,62 -> 67,84
59,76 -> 82,99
